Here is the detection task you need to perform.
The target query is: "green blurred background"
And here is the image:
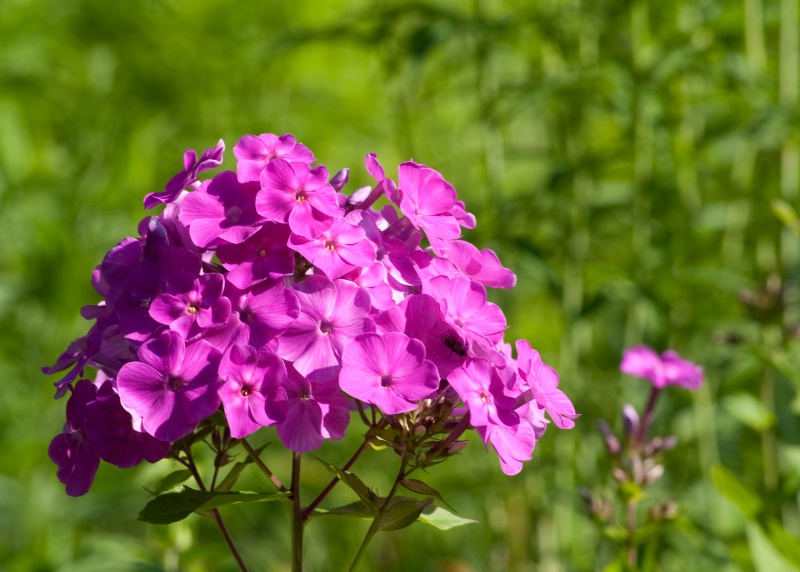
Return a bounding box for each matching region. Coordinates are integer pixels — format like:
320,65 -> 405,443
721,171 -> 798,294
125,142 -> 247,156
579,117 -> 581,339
3,0 -> 800,569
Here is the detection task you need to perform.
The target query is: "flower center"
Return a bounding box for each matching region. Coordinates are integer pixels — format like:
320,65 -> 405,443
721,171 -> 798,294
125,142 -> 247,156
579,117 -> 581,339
479,391 -> 490,404
168,375 -> 186,392
296,192 -> 307,202
225,206 -> 242,223
325,240 -> 336,251
299,386 -> 311,400
319,320 -> 333,334
187,305 -> 198,315
380,374 -> 393,388
240,386 -> 251,397
258,248 -> 267,257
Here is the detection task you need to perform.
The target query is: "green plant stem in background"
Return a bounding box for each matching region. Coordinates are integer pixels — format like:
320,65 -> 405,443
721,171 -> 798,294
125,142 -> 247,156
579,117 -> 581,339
291,452 -> 303,572
302,439 -> 370,520
213,508 -> 249,572
241,437 -> 287,493
348,455 -> 410,572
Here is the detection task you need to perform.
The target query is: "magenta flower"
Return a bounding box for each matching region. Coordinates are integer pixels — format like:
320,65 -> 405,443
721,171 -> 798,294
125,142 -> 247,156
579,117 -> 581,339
48,380 -> 101,496
216,222 -> 294,288
289,214 -> 376,280
620,346 -> 704,390
234,133 -> 315,183
218,345 -> 288,439
149,272 -> 231,339
447,358 -> 518,427
83,381 -> 171,468
116,332 -> 222,442
339,332 -> 440,415
144,139 -> 224,209
276,364 -> 350,453
515,340 -> 578,429
476,419 -> 537,476
179,170 -> 264,248
278,276 -> 375,382
256,159 -> 344,238
426,240 -> 516,289
396,161 -> 461,255
426,275 -> 507,345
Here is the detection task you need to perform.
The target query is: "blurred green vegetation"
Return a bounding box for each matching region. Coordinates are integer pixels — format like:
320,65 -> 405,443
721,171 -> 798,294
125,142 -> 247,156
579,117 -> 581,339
3,0 -> 800,569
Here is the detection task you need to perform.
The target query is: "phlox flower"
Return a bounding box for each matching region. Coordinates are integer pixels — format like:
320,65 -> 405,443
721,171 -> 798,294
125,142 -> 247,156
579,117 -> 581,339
218,345 -> 288,439
144,139 -> 224,209
234,133 -> 314,183
149,272 -> 231,339
179,170 -> 264,248
515,340 -> 578,429
620,346 -> 704,390
476,419 -> 537,476
425,240 -> 516,289
216,222 -> 294,288
447,358 -> 518,427
116,331 -> 222,442
288,213 -> 376,280
277,276 -> 375,382
339,332 -> 440,415
276,364 -> 350,453
257,159 -> 343,238
48,380 -> 101,496
426,275 -> 507,345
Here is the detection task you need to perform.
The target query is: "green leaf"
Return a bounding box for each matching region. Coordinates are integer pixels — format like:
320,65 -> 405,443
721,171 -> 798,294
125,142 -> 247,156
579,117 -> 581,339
747,522 -> 800,572
378,497 -> 432,531
138,486 -> 290,525
723,393 -> 775,432
766,519 -> 800,567
399,478 -> 454,511
216,443 -> 268,492
416,505 -> 477,530
307,501 -> 376,521
711,464 -> 762,519
151,470 -> 193,495
315,458 -> 377,509
772,199 -> 800,234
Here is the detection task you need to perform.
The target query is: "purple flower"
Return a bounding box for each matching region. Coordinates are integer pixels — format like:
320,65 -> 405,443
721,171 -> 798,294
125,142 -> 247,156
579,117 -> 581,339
288,214 -> 376,280
216,222 -> 294,288
179,171 -> 264,248
339,332 -> 440,415
425,240 -> 516,289
396,161 -> 461,255
116,331 -> 222,442
447,358 -> 518,427
218,345 -> 288,439
276,364 -> 350,453
234,133 -> 315,183
476,419 -> 537,476
144,139 -> 225,209
48,380 -> 101,496
620,346 -> 704,390
149,272 -> 231,339
83,380 -> 170,468
516,340 -> 578,429
277,276 -> 375,382
256,159 -> 344,238
426,275 -> 507,345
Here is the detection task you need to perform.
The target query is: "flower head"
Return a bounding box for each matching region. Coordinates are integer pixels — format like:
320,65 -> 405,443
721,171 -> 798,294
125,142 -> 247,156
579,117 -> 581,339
620,346 -> 703,390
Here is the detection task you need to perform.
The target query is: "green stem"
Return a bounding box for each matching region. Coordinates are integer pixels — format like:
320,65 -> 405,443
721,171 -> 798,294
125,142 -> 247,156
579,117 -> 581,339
348,455 -> 409,571
240,437 -> 288,493
302,439 -> 370,520
291,452 -> 303,572
213,508 -> 249,572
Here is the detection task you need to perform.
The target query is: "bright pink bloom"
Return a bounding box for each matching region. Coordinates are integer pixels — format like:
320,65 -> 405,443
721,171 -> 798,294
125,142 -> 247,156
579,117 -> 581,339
447,358 -> 518,427
476,420 -> 537,476
426,240 -> 516,289
216,222 -> 294,288
218,345 -> 288,438
116,332 -> 222,442
257,159 -> 343,238
276,364 -> 350,453
339,332 -> 439,415
426,275 -> 507,345
277,277 -> 375,382
397,161 -> 461,255
234,133 -> 314,183
179,171 -> 263,248
620,346 -> 703,390
515,340 -> 578,429
289,214 -> 376,280
149,272 -> 231,339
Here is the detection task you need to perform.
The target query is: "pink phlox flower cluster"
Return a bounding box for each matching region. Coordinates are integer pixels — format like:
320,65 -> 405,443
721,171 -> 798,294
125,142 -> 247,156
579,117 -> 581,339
620,346 -> 704,390
45,133 -> 577,495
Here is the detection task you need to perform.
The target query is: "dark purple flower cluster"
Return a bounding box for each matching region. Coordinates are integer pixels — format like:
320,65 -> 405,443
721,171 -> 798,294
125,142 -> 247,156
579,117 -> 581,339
45,134 -> 577,496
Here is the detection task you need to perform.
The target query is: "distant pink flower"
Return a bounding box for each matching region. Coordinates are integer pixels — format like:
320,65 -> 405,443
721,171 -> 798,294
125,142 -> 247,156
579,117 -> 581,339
620,346 -> 703,390
234,133 -> 314,183
339,332 -> 439,415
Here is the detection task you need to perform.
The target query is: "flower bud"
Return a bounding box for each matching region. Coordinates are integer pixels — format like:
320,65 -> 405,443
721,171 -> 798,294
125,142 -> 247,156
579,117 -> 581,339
447,441 -> 468,455
329,168 -> 350,191
597,420 -> 621,455
622,404 -> 640,439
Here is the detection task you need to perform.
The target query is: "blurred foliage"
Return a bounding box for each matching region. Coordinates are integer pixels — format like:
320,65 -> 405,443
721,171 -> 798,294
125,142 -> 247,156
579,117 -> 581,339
3,0 -> 800,570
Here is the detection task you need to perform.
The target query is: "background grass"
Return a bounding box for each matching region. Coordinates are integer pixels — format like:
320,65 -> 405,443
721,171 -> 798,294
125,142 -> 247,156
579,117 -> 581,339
2,0 -> 800,570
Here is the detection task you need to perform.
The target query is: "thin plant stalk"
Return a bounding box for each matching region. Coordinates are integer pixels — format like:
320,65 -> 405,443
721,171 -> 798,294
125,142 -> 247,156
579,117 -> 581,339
291,452 -> 303,572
